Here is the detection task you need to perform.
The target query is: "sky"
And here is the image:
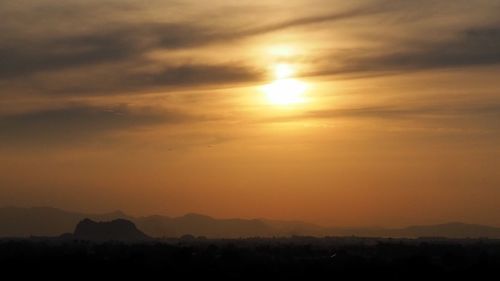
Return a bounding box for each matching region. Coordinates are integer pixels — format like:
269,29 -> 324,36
1,0 -> 500,227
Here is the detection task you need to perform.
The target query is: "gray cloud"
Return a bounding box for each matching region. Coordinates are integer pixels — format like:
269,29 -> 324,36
314,25 -> 500,77
3,0 -> 499,97
229,2 -> 389,38
308,103 -> 500,119
264,102 -> 500,129
1,2 -> 385,97
0,23 -> 215,79
0,104 -> 205,144
0,2 -> 385,81
32,63 -> 263,96
128,64 -> 262,88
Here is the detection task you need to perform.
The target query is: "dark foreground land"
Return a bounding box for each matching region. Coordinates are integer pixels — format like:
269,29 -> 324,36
2,237 -> 500,279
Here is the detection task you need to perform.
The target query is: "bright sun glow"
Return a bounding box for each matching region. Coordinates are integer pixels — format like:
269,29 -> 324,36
262,63 -> 308,106
267,45 -> 296,57
274,63 -> 294,79
263,78 -> 307,105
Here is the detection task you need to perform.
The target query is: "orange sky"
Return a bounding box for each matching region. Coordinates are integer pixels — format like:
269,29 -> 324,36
1,0 -> 500,227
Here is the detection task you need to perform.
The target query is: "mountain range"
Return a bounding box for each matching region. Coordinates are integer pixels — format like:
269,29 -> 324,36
1,206 -> 500,239
72,218 -> 151,241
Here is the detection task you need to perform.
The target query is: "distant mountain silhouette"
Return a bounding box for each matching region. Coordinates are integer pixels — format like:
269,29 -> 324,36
73,218 -> 150,241
326,222 -> 500,238
0,206 -> 130,237
137,213 -> 273,238
2,206 -> 500,239
261,218 -> 326,236
394,222 -> 500,238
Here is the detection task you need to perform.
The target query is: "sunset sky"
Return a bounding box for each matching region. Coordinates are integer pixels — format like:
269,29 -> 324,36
1,0 -> 500,227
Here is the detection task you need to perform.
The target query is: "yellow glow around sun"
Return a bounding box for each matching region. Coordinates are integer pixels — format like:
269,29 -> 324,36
274,63 -> 294,79
262,63 -> 308,106
267,45 -> 296,58
263,78 -> 307,105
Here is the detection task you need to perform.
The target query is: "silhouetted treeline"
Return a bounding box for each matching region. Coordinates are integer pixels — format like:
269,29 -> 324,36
1,237 -> 500,279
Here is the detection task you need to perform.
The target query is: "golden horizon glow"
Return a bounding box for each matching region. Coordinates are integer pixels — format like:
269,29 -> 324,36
4,1 -> 500,228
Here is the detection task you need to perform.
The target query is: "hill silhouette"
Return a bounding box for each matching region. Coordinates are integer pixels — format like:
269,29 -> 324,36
0,206 -> 130,237
137,213 -> 274,238
73,218 -> 150,241
2,206 -> 500,239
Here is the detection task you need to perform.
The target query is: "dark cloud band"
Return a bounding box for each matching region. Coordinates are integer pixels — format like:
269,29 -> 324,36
0,104 -> 205,144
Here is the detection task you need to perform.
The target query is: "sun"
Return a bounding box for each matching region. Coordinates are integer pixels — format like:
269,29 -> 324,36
263,78 -> 307,105
262,63 -> 308,106
274,63 -> 294,79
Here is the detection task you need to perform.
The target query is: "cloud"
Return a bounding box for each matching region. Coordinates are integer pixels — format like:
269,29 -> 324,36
0,23 -> 215,79
0,104 -> 206,144
313,25 -> 500,77
1,2 -> 384,96
0,2 -> 385,81
263,102 -> 500,129
229,2 -> 389,38
308,103 -> 500,119
130,64 -> 262,87
3,0 -> 498,97
38,63 -> 263,96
